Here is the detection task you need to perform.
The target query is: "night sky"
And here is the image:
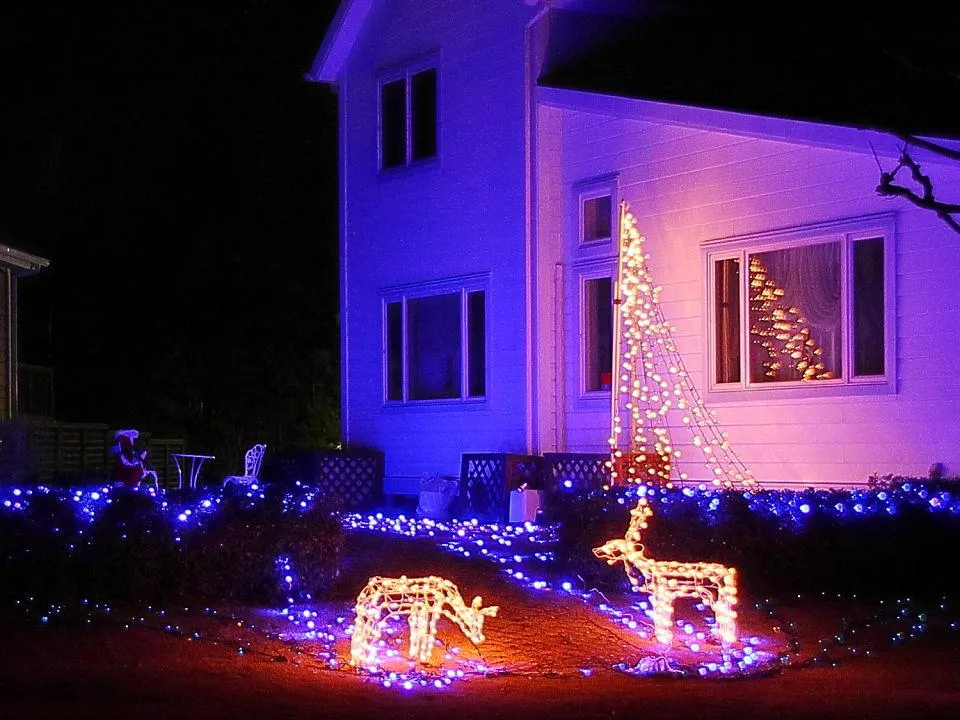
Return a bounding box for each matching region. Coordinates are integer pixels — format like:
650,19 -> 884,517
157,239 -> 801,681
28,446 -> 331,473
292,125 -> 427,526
0,1 -> 343,454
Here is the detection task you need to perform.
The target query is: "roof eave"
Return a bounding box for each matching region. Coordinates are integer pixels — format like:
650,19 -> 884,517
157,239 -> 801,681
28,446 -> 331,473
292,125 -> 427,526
0,244 -> 50,273
537,86 -> 960,159
306,0 -> 375,84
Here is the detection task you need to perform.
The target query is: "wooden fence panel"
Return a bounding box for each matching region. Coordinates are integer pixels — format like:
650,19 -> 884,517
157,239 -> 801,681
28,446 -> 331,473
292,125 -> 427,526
0,420 -> 184,488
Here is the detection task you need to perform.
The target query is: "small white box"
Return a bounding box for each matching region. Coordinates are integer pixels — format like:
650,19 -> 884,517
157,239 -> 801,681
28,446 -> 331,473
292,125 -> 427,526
509,488 -> 543,523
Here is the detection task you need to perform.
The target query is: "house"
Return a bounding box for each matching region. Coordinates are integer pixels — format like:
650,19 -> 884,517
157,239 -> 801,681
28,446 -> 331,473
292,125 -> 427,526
309,0 -> 960,492
0,236 -> 49,419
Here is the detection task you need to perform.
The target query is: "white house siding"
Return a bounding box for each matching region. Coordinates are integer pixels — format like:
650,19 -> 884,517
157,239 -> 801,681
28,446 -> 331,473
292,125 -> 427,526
533,103 -> 564,453
555,108 -> 960,488
339,0 -> 538,487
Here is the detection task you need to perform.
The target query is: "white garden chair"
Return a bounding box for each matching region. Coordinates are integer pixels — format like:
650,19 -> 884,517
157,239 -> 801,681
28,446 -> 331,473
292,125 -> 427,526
222,443 -> 267,489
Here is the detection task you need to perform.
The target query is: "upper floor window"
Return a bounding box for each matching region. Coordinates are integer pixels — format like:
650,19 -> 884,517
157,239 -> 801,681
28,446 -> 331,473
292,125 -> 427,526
379,66 -> 437,171
705,215 -> 895,397
577,176 -> 618,247
384,280 -> 485,403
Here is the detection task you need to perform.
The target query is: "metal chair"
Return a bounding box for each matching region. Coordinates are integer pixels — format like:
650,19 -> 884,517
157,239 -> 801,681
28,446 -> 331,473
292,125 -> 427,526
222,443 -> 267,489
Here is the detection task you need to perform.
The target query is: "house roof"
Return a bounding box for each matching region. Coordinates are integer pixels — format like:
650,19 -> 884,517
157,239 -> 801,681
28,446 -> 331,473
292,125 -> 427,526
307,0 -> 375,84
307,0 -> 544,84
538,7 -> 960,140
0,231 -> 50,273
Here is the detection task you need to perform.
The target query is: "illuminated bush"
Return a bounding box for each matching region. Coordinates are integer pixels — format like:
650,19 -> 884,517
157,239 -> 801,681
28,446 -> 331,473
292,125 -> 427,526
184,491 -> 343,604
551,480 -> 960,598
0,485 -> 343,607
83,488 -> 183,603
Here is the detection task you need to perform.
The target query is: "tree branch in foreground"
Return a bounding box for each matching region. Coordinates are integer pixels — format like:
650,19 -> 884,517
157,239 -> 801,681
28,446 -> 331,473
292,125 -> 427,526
877,148 -> 960,235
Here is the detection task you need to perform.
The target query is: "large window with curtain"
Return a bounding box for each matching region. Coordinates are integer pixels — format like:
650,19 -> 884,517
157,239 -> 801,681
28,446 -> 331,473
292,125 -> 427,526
706,218 -> 893,394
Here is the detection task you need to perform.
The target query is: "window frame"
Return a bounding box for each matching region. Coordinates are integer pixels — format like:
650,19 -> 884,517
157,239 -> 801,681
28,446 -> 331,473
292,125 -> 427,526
576,260 -> 617,400
376,57 -> 439,173
581,272 -> 615,397
381,274 -> 488,406
702,213 -> 897,402
576,175 -> 619,249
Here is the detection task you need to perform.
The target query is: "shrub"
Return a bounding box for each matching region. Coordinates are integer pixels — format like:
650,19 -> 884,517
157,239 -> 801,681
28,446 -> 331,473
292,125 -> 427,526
549,483 -> 960,599
183,489 -> 343,605
81,487 -> 183,604
0,493 -> 85,602
1,484 -> 344,608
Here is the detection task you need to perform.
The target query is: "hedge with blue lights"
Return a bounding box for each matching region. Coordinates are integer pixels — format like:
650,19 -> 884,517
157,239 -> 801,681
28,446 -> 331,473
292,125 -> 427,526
0,484 -> 343,606
547,478 -> 960,598
3,476 -> 960,608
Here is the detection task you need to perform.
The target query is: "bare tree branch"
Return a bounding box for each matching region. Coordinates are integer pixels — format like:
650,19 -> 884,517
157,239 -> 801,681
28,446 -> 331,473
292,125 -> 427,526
876,148 -> 960,235
895,133 -> 960,162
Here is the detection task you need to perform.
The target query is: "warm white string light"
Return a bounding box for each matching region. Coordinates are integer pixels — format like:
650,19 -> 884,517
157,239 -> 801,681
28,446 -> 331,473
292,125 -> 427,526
593,498 -> 738,646
749,255 -> 834,381
608,202 -> 758,489
350,575 -> 498,668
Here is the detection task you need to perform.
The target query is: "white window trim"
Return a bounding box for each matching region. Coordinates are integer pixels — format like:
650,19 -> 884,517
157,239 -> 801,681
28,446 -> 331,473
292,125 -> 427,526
380,273 -> 488,407
575,174 -> 619,249
575,258 -> 616,401
376,54 -> 440,173
701,213 -> 897,404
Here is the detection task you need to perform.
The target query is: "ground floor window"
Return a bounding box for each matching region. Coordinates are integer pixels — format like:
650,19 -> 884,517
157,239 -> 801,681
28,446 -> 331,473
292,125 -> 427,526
584,275 -> 613,393
384,284 -> 486,402
706,216 -> 893,395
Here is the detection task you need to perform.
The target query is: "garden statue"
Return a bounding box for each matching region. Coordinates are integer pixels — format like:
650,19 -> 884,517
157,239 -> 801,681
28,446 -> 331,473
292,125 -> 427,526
111,429 -> 158,489
351,575 -> 498,667
594,498 -> 738,646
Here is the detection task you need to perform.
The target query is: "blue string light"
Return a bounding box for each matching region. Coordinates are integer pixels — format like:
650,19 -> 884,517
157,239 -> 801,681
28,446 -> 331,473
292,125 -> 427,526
3,478 -> 959,690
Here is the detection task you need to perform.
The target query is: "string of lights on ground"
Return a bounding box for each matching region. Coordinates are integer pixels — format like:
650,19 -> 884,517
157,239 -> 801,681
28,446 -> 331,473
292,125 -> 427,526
2,479 -> 959,691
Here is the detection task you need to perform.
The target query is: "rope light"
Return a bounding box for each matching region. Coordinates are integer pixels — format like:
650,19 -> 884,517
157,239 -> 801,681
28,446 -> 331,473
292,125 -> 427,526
608,202 -> 758,490
350,575 -> 498,668
594,498 -> 738,646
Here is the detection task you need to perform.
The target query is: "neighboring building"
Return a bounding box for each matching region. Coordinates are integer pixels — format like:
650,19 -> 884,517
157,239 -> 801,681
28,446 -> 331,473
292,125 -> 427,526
310,1 -> 960,490
0,238 -> 49,418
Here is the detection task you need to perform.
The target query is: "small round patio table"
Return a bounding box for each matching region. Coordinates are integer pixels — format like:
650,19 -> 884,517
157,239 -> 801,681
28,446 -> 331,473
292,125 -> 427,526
171,453 -> 216,490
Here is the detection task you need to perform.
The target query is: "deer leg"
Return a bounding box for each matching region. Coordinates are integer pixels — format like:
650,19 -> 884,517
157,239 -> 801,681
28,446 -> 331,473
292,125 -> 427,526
714,576 -> 738,646
408,609 -> 424,661
650,581 -> 675,645
352,616 -> 380,667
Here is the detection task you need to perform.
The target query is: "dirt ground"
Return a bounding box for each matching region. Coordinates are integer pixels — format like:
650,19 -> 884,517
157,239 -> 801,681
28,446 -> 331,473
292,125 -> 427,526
2,532 -> 960,719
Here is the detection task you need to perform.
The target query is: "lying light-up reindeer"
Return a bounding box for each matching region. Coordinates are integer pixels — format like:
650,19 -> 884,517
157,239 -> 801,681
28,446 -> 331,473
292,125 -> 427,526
593,499 -> 738,646
351,575 -> 499,667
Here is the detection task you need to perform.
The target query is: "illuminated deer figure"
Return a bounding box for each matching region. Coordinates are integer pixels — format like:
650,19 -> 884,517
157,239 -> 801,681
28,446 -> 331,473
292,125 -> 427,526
350,575 -> 499,668
593,499 -> 738,646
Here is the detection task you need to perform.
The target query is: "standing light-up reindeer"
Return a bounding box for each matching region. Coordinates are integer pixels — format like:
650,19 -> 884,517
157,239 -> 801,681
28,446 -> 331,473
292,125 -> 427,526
350,575 -> 499,668
593,499 -> 738,646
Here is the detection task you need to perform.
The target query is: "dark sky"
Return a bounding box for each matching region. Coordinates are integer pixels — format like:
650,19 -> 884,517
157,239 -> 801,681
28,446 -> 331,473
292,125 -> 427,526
0,0 -> 342,433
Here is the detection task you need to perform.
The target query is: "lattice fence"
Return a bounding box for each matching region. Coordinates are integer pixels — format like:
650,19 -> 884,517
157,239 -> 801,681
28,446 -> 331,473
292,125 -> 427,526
541,452 -> 610,503
267,450 -> 384,511
457,453 -> 543,521
316,452 -> 383,510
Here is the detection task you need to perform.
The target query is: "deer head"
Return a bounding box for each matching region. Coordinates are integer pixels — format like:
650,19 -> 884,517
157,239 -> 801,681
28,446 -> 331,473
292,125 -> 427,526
593,537 -> 631,565
461,595 -> 499,644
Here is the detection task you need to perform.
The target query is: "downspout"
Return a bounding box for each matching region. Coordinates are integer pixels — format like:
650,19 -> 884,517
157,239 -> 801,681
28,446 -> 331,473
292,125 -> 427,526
553,261 -> 564,450
523,1 -> 551,455
609,202 -> 627,472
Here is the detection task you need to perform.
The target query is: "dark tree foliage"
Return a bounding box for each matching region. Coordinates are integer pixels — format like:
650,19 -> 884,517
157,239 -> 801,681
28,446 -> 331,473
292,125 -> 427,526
0,1 -> 344,469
